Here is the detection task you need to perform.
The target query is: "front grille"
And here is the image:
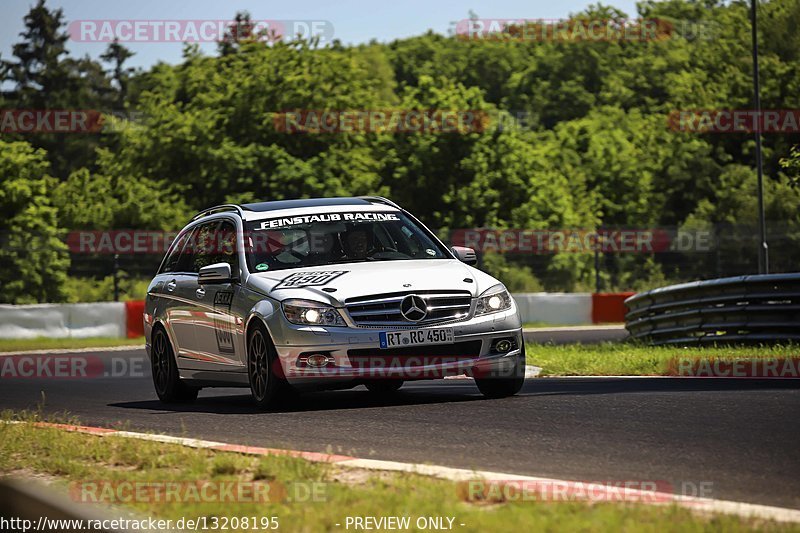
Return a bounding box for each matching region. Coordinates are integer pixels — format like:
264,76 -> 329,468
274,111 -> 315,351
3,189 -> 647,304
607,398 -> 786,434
348,340 -> 482,368
345,291 -> 472,326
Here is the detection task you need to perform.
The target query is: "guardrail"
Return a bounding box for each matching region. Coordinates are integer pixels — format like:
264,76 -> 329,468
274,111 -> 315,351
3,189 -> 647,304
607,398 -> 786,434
0,302 -> 127,339
625,273 -> 800,345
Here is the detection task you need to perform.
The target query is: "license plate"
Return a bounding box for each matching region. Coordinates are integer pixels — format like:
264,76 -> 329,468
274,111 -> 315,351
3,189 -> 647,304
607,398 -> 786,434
379,328 -> 454,349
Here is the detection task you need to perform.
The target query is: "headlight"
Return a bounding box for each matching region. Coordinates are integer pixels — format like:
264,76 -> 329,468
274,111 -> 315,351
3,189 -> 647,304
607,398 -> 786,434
475,285 -> 513,316
282,299 -> 346,326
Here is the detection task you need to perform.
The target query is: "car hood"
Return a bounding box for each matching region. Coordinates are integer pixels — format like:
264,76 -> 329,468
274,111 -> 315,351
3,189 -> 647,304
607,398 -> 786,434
245,259 -> 500,305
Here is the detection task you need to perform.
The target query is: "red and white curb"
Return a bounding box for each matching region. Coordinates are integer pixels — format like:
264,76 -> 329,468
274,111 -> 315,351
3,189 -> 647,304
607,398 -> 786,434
524,366 -> 541,378
6,421 -> 800,523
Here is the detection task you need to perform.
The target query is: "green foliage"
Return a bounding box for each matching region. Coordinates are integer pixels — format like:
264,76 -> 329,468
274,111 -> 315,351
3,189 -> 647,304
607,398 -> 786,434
62,275 -> 150,303
0,0 -> 122,177
3,0 -> 800,300
683,165 -> 800,227
780,145 -> 800,187
0,140 -> 69,303
108,39 -> 394,209
52,163 -> 191,231
527,342 -> 799,376
480,252 -> 543,292
680,165 -> 800,275
1,0 -> 72,109
100,39 -> 136,107
1,417 -> 779,531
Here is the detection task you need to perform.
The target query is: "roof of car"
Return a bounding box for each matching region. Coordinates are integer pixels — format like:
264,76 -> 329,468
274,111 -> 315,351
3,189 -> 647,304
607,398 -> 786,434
240,197 -> 374,212
190,197 -> 402,223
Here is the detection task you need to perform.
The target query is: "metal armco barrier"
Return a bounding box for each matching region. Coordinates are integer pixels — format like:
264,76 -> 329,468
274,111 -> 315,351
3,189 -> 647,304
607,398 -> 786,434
0,302 -> 126,339
625,273 -> 800,345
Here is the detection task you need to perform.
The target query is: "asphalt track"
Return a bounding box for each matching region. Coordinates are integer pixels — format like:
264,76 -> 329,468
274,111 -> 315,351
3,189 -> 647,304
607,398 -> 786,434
1,347 -> 799,511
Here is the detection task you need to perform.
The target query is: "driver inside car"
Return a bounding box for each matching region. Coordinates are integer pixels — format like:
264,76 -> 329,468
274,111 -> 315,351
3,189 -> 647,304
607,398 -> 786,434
342,228 -> 373,260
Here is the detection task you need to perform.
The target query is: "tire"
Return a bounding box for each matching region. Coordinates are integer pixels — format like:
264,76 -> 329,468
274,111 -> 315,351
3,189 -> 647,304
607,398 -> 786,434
150,327 -> 199,403
475,347 -> 526,399
247,322 -> 289,410
364,379 -> 404,395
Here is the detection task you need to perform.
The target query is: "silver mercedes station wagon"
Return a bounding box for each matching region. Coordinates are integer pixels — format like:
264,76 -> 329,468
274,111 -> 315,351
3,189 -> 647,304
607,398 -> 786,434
144,197 -> 525,408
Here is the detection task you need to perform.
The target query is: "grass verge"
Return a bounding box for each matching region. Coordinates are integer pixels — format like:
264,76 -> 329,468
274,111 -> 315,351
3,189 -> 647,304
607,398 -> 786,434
0,412 -> 794,532
0,336 -> 144,353
526,342 -> 799,376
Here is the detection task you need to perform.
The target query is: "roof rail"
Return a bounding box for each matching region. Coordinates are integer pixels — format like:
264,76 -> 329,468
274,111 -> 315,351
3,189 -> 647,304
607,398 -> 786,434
191,204 -> 244,222
358,196 -> 401,209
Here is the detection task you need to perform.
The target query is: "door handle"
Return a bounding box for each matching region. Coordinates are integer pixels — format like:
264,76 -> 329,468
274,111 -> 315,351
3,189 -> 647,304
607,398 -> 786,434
196,287 -> 206,298
166,280 -> 177,292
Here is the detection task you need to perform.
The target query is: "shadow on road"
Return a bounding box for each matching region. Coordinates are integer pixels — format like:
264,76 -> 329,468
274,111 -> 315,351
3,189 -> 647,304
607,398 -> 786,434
109,382 -> 486,414
107,377 -> 800,414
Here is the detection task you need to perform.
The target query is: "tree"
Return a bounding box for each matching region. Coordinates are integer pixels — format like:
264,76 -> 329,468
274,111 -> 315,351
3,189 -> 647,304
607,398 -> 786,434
0,140 -> 69,303
52,151 -> 192,231
217,11 -> 258,56
681,165 -> 800,277
2,0 -> 799,298
100,40 -> 135,108
780,145 -> 800,187
1,0 -> 70,109
103,36 -> 395,209
1,0 -> 111,177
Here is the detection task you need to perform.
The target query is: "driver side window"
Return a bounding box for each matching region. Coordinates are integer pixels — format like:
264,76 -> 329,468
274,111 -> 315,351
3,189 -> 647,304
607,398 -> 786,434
188,220 -> 240,275
188,222 -> 217,273
210,220 -> 240,275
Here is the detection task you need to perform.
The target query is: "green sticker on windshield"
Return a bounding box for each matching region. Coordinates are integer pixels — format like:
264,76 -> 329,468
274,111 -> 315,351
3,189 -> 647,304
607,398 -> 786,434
255,263 -> 270,271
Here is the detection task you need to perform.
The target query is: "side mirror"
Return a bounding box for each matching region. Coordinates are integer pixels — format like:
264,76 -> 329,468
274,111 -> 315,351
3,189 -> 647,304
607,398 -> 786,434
451,246 -> 477,266
198,262 -> 233,284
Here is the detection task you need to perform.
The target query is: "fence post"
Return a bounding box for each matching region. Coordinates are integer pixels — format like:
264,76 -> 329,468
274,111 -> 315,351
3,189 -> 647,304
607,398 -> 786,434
594,232 -> 602,293
112,253 -> 120,302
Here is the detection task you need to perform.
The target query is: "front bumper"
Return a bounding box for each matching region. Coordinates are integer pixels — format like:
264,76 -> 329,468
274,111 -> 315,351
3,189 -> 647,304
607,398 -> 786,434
266,307 -> 523,385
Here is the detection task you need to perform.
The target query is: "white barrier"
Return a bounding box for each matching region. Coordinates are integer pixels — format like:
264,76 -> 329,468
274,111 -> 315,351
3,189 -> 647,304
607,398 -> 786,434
0,293 -> 597,339
0,303 -> 126,339
512,293 -> 593,325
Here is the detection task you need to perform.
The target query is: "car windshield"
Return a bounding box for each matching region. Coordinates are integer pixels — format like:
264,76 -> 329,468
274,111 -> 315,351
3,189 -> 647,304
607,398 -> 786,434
244,211 -> 449,272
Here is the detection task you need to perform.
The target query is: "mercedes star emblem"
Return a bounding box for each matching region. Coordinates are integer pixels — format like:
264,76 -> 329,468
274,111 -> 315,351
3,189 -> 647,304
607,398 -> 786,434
400,294 -> 428,322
